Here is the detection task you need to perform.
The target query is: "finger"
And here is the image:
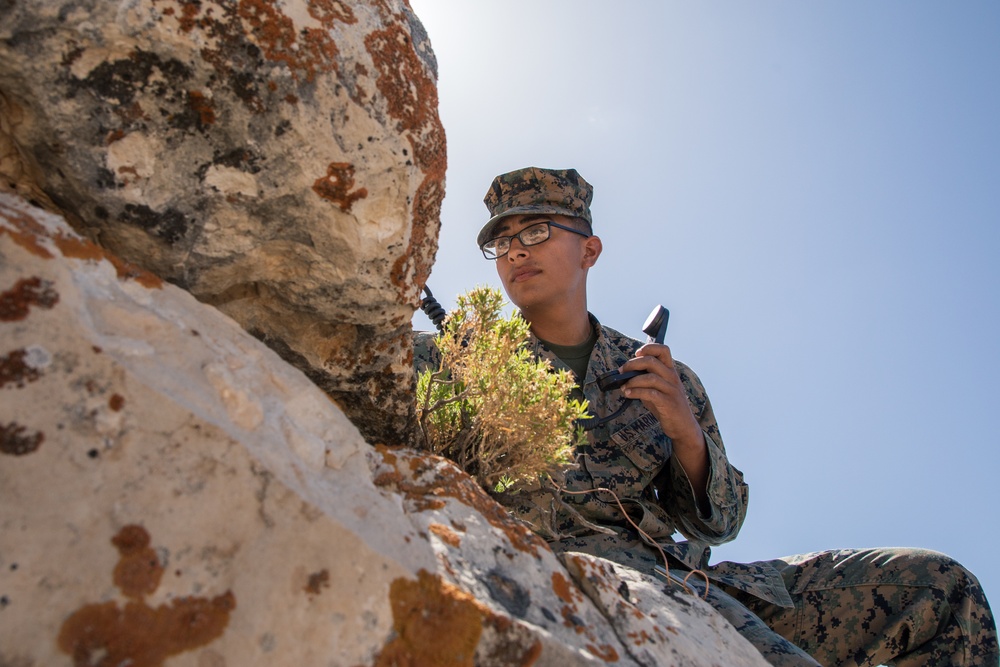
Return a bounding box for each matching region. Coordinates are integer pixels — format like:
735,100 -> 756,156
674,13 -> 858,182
621,383 -> 691,431
621,385 -> 665,404
622,376 -> 693,413
620,355 -> 660,373
621,354 -> 680,383
635,343 -> 675,368
619,360 -> 672,387
623,371 -> 682,397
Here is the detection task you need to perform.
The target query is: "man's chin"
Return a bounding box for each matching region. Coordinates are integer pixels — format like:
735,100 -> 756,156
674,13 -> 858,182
505,289 -> 548,314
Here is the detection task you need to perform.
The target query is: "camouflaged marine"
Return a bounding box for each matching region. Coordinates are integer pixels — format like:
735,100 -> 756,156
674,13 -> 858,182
413,166 -> 998,666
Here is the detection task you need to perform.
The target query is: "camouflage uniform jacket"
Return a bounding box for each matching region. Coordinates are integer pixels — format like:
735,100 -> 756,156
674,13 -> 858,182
413,314 -> 793,607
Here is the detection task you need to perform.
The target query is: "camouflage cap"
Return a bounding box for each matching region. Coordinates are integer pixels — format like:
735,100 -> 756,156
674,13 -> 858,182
478,167 -> 593,247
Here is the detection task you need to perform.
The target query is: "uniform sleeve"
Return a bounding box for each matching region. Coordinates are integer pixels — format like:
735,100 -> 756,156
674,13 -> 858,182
412,330 -> 442,373
659,362 -> 748,545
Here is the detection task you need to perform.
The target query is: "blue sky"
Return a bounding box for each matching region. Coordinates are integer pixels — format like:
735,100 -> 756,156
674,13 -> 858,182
408,1 -> 1000,605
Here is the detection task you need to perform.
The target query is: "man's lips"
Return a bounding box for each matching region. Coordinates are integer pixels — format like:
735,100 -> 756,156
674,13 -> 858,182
510,267 -> 541,283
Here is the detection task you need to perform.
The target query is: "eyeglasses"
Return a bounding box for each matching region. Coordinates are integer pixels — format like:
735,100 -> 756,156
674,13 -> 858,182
481,220 -> 591,260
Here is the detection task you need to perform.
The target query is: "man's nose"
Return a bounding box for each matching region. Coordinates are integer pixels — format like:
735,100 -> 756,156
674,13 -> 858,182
507,236 -> 530,259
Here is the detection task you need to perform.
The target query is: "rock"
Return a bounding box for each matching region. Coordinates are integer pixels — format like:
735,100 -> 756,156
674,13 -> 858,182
0,196 -> 769,665
0,0 -> 446,445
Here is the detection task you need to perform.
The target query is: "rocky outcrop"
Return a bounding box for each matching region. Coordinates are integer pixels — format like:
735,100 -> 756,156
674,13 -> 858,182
0,2 -> 771,663
1,195 -> 768,666
0,0 -> 445,445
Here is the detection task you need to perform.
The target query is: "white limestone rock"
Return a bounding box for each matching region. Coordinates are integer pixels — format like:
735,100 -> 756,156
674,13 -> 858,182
0,195 -> 767,666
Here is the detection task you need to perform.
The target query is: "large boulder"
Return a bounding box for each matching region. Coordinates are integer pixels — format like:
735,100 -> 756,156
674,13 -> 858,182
0,195 -> 768,665
0,0 -> 445,445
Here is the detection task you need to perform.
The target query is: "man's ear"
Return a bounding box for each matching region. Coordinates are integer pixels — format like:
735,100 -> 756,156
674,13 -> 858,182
582,235 -> 602,268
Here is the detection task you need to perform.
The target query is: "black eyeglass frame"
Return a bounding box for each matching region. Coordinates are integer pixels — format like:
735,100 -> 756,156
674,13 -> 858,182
480,220 -> 591,260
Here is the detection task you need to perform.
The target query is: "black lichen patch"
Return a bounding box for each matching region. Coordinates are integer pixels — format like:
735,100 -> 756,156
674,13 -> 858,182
120,204 -> 189,245
217,146 -> 263,174
196,146 -> 264,181
227,69 -> 265,111
95,167 -> 119,190
617,580 -> 630,601
0,422 -> 44,456
484,569 -> 530,619
77,49 -> 193,106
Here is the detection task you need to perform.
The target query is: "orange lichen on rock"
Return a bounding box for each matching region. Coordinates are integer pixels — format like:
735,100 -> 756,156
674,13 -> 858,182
585,643 -> 620,663
373,446 -> 547,557
376,569 -> 540,667
1,199 -> 164,288
186,90 -> 216,127
560,605 -> 587,635
551,572 -> 578,605
363,23 -> 444,173
0,203 -> 55,259
53,233 -> 164,289
304,569 -> 331,595
175,1 -> 201,32
391,170 -> 444,298
58,524 -> 236,667
0,277 -> 59,321
156,0 -> 350,112
628,629 -> 657,646
111,524 -> 165,600
555,557 -> 631,654
363,20 -> 446,298
312,162 -> 369,212
308,0 -> 358,26
374,444 -> 399,465
58,594 -> 236,667
428,523 -> 461,548
236,0 -> 341,83
375,570 -> 483,666
372,470 -> 404,488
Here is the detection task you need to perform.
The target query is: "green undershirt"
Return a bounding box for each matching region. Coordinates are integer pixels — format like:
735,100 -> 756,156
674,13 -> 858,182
539,326 -> 598,391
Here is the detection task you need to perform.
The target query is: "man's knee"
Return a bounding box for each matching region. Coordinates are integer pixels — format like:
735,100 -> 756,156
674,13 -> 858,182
879,548 -> 984,598
778,547 -> 983,596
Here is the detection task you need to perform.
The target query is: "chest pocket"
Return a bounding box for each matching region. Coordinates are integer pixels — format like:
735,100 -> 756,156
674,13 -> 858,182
608,411 -> 671,474
577,409 -> 669,502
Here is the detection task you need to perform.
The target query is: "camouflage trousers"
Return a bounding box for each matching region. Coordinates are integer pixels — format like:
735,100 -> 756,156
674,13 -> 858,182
555,536 -> 997,666
693,547 -> 997,667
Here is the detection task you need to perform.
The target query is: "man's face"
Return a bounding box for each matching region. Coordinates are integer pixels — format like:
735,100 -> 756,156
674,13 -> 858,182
490,214 -> 595,312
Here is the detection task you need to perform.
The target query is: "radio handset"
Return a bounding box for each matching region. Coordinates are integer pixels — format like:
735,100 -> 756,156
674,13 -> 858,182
596,305 -> 670,392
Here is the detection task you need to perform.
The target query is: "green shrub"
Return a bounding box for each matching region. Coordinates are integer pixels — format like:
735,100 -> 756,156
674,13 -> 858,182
416,287 -> 589,494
